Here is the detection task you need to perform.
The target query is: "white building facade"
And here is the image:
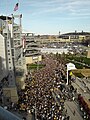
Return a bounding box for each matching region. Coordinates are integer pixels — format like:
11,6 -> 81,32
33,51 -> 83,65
40,48 -> 69,54
0,34 -> 7,81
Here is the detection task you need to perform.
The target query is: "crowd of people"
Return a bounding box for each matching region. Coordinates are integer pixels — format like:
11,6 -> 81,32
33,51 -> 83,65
16,54 -> 71,120
0,54 -> 79,120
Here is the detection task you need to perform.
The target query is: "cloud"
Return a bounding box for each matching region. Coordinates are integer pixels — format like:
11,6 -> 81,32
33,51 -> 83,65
31,6 -> 64,16
22,0 -> 90,19
63,0 -> 90,14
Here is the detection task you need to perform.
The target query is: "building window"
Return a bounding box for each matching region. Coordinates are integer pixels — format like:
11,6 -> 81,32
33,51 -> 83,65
11,49 -> 14,56
9,67 -> 11,69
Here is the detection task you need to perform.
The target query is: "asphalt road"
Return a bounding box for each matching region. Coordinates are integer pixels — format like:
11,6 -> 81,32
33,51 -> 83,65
65,101 -> 83,120
52,88 -> 83,120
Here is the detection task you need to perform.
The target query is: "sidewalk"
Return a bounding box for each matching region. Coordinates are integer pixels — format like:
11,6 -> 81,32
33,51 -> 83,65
65,101 -> 83,120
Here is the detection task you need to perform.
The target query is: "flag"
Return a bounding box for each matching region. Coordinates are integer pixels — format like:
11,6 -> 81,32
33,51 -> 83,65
14,3 -> 19,11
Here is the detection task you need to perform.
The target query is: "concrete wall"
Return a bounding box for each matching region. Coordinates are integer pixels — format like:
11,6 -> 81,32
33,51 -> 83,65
3,87 -> 18,103
0,34 -> 7,81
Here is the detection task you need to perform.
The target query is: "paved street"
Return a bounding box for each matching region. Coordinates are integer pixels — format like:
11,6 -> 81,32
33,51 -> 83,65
51,87 -> 84,120
65,101 -> 83,120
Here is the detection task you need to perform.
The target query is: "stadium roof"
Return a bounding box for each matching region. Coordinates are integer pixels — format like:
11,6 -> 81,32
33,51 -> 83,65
62,32 -> 90,36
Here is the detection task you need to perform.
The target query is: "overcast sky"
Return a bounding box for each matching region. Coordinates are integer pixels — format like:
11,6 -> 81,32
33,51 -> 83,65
0,0 -> 90,35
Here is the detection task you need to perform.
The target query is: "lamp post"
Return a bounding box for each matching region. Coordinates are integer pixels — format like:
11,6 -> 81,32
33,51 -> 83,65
66,69 -> 68,85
